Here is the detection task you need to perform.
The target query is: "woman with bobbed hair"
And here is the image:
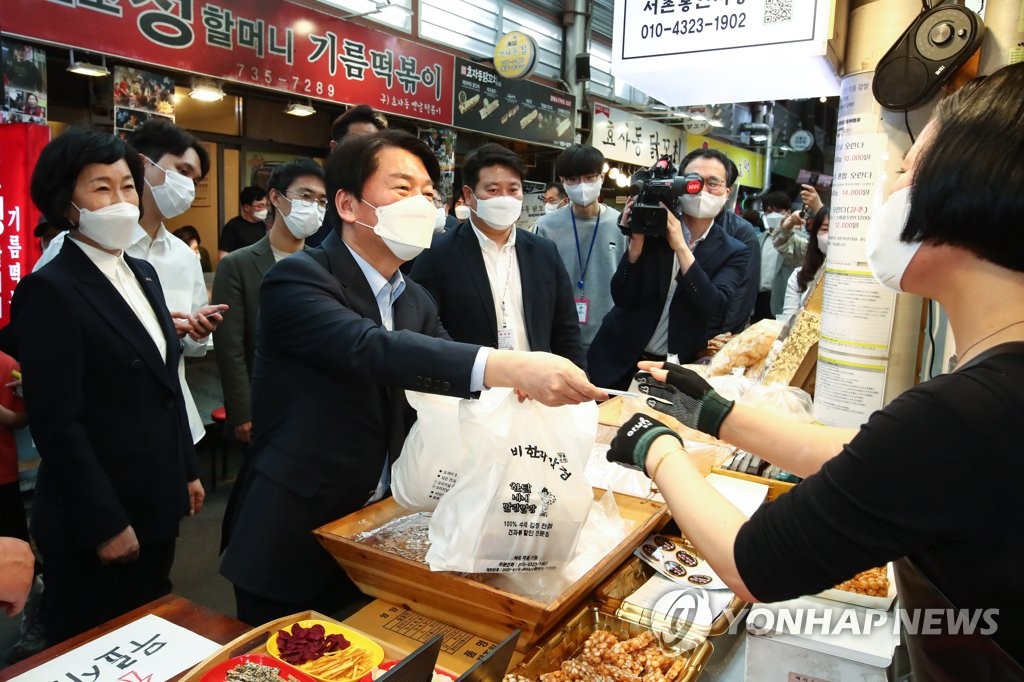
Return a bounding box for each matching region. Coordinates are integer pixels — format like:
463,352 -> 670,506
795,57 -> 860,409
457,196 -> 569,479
781,204 -> 829,317
605,62 -> 1024,678
9,127 -> 203,646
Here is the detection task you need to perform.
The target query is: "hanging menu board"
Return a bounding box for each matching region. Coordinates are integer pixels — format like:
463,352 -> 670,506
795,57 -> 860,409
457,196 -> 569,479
452,57 -> 574,149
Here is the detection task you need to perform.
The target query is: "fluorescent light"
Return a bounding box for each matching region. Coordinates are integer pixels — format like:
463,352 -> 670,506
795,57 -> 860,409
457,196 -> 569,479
286,102 -> 316,117
708,117 -> 724,127
189,78 -> 224,102
341,0 -> 413,20
750,133 -> 768,142
67,49 -> 109,77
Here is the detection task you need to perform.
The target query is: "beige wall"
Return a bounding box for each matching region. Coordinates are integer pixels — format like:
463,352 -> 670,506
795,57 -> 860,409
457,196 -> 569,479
165,140 -> 219,262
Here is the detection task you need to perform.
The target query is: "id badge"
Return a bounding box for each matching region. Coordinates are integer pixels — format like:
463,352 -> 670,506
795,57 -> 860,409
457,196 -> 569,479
575,297 -> 590,324
498,327 -> 514,350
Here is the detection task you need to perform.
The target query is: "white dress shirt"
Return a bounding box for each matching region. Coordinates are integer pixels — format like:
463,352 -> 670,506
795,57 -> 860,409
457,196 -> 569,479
67,237 -> 167,363
39,227 -> 210,443
470,221 -> 531,353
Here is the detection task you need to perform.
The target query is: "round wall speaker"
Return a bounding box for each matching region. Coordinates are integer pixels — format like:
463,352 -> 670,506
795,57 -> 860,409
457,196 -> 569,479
872,2 -> 984,111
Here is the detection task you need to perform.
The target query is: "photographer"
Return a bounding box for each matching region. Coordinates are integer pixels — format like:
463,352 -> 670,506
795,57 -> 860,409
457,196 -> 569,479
587,149 -> 751,390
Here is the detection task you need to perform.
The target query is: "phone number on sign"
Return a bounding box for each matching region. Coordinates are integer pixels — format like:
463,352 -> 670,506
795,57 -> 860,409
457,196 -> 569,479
639,13 -> 747,38
236,63 -> 337,98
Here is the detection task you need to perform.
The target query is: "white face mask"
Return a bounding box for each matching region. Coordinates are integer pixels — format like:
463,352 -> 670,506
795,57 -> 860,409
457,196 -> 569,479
253,209 -> 269,221
357,195 -> 437,261
543,201 -> 562,215
817,231 -> 828,254
74,202 -> 140,251
281,195 -> 325,239
434,207 -> 447,232
144,157 -> 195,219
564,178 -> 602,207
471,193 -> 523,228
679,191 -> 728,219
866,186 -> 919,292
454,205 -> 471,221
763,213 -> 783,231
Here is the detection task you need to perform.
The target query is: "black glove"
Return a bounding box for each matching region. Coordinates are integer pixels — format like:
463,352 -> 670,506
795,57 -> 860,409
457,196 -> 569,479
608,413 -> 684,473
636,363 -> 735,438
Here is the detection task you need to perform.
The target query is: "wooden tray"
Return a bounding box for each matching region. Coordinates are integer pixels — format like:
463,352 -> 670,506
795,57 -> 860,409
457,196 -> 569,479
314,491 -> 669,652
178,610 -> 405,681
709,466 -> 794,502
593,555 -> 748,638
505,603 -> 713,681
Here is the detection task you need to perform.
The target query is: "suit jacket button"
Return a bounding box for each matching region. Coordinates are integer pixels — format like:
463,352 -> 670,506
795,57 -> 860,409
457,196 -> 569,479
164,399 -> 176,410
130,359 -> 143,371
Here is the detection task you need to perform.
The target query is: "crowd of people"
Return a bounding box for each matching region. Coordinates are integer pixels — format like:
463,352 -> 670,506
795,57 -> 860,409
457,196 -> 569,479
3,62 -> 1021,678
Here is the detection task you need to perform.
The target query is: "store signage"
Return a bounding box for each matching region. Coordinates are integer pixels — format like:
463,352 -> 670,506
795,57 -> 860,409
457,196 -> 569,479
493,31 -> 538,79
610,0 -> 839,105
452,57 -> 574,149
790,129 -> 815,152
0,0 -> 455,125
0,124 -> 49,327
685,133 -> 764,187
592,103 -> 685,167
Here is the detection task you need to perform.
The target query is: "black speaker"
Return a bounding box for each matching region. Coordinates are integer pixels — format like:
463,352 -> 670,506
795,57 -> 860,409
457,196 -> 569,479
575,53 -> 591,81
872,2 -> 984,111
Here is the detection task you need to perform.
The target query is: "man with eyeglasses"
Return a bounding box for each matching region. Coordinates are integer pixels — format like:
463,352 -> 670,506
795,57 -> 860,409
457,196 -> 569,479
588,148 -> 752,390
33,119 -> 228,445
213,159 -> 325,446
534,145 -> 629,353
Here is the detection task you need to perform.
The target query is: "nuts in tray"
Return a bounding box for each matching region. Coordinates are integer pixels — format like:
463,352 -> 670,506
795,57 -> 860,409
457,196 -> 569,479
504,629 -> 688,682
833,566 -> 889,597
226,661 -> 298,682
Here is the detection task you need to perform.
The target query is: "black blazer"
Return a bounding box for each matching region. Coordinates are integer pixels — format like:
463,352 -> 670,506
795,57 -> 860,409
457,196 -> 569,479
9,238 -> 198,550
588,224 -> 751,389
220,230 -> 481,603
410,222 -> 585,368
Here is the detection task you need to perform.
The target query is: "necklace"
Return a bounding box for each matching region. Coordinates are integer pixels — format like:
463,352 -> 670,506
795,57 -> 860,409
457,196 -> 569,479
952,320 -> 1024,369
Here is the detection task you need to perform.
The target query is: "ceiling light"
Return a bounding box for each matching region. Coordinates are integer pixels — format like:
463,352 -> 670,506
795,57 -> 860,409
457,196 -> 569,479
602,162 -> 610,174
189,78 -> 225,102
750,133 -> 768,142
67,49 -> 109,77
708,116 -> 724,127
608,167 -> 620,179
341,0 -> 413,20
286,101 -> 316,117
615,174 -> 629,188
820,96 -> 828,102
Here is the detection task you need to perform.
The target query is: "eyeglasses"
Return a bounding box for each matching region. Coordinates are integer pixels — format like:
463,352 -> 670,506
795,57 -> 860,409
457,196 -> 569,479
700,176 -> 727,191
286,190 -> 329,210
562,173 -> 603,186
432,198 -> 445,208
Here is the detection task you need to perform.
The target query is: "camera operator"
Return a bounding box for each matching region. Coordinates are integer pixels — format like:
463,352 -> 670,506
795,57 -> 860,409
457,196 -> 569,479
587,149 -> 751,390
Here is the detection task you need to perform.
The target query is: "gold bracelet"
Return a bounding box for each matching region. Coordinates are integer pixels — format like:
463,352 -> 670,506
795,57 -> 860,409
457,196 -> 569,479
648,447 -> 683,482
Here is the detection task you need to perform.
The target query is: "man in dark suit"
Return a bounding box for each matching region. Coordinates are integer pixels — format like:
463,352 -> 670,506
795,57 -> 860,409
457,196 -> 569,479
588,148 -> 752,390
220,130 -> 604,625
411,144 -> 584,367
212,159 -> 325,445
9,128 -> 203,645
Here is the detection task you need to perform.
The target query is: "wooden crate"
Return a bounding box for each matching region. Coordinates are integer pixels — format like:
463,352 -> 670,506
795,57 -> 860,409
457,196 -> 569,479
315,491 -> 669,652
709,466 -> 795,502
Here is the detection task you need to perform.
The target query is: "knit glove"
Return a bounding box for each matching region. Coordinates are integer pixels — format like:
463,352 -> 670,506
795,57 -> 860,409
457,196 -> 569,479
636,363 -> 735,438
607,413 -> 684,473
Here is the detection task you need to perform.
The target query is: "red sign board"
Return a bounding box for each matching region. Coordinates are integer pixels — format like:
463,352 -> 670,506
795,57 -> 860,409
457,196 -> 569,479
0,124 -> 49,326
0,0 -> 455,125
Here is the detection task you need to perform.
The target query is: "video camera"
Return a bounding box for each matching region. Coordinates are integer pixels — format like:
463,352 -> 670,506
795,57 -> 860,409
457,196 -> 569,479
625,156 -> 704,236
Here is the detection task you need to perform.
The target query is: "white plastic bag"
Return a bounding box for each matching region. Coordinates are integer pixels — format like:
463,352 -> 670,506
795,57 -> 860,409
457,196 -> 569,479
426,388 -> 598,574
391,391 -> 468,511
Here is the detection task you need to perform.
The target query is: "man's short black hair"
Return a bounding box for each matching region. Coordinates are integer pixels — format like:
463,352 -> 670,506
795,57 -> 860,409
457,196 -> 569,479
461,143 -> 523,192
325,129 -> 440,223
679,148 -> 739,187
763,191 -> 792,212
905,63 -> 1024,272
555,144 -> 604,179
239,186 -> 268,207
31,127 -> 146,231
127,118 -> 210,180
545,181 -> 566,198
331,104 -> 386,143
267,159 -> 324,220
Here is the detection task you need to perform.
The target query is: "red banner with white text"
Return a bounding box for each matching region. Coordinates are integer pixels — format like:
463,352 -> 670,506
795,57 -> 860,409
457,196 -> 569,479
0,0 -> 455,124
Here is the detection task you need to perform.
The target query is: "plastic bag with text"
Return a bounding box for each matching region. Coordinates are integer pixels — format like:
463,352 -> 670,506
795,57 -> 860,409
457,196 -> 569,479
425,388 -> 598,573
391,391 -> 468,511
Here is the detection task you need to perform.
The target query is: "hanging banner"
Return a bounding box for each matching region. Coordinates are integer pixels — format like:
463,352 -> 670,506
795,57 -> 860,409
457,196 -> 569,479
113,66 -> 175,138
1,39 -> 48,124
0,0 -> 455,125
452,57 -> 574,149
592,103 -> 685,167
685,133 -> 764,188
0,124 -> 50,326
